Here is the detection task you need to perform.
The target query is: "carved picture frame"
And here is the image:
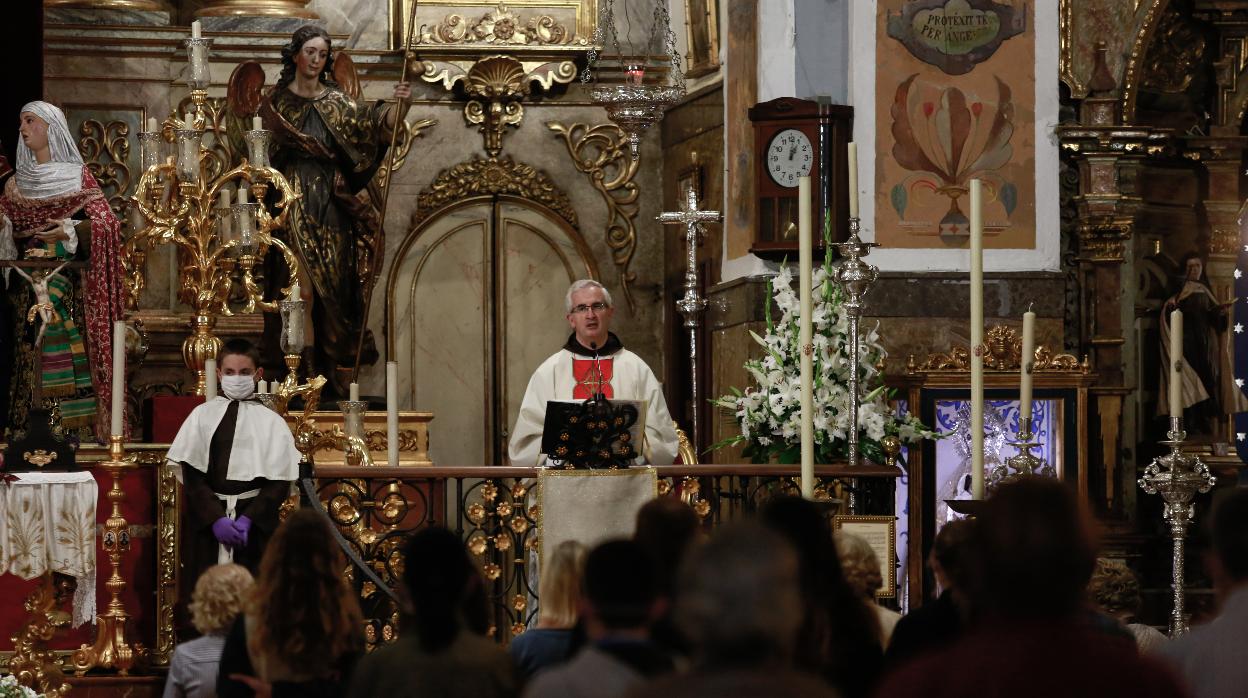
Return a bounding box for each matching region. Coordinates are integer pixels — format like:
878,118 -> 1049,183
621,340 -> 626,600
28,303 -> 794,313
833,514 -> 897,599
677,163 -> 703,208
683,0 -> 721,78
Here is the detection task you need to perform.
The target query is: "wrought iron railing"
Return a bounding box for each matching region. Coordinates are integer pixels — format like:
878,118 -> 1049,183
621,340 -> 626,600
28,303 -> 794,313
310,463 -> 901,649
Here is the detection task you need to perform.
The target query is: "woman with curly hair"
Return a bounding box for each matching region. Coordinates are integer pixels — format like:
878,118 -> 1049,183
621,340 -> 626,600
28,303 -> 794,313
834,530 -> 902,647
217,508 -> 364,698
164,564 -> 253,698
1088,557 -> 1168,653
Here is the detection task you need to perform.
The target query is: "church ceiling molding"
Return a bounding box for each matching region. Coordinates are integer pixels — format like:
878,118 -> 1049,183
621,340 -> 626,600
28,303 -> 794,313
547,122 -> 641,313
420,53 -> 577,157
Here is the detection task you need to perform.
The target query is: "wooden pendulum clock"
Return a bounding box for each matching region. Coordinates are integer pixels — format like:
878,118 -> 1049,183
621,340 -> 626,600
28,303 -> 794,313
748,97 -> 853,259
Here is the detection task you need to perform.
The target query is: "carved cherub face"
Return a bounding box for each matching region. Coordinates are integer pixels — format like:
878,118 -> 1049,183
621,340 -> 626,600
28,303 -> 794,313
18,112 -> 48,154
296,36 -> 330,82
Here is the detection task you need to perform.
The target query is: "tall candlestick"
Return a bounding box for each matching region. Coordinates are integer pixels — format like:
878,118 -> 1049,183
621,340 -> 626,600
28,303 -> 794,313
798,176 -> 815,498
349,382 -> 360,403
204,358 -> 217,400
386,361 -> 400,467
1169,309 -> 1184,418
1020,309 -> 1035,433
969,179 -> 985,500
110,321 -> 125,438
847,142 -> 859,219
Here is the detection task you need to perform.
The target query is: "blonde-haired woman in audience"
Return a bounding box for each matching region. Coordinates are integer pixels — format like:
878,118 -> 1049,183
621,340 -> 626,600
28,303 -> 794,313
509,540 -> 588,680
834,530 -> 902,648
164,564 -> 254,698
1088,557 -> 1168,653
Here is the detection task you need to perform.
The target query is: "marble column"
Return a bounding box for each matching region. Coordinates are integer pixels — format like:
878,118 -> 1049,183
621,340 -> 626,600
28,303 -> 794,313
196,0 -> 318,18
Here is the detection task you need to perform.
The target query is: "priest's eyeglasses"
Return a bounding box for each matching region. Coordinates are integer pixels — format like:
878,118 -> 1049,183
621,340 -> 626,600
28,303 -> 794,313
571,302 -> 609,315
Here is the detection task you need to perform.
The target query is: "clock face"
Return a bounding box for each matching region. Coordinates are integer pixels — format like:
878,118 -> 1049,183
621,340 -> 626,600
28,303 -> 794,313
766,128 -> 814,188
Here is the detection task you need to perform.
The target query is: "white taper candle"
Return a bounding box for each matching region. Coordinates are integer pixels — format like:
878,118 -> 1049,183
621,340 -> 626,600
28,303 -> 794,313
387,362 -> 400,467
969,179 -> 985,500
798,176 -> 815,498
110,321 -> 125,438
1020,309 -> 1036,433
1169,309 -> 1184,418
847,142 -> 859,219
204,358 -> 217,400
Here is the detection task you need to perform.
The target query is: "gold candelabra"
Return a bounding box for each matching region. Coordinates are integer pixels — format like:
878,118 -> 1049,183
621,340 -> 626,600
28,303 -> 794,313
124,32 -> 302,395
72,436 -> 147,675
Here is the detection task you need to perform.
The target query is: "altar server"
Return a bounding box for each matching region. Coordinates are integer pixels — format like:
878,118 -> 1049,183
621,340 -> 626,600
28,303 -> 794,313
508,279 -> 679,466
167,339 -> 301,600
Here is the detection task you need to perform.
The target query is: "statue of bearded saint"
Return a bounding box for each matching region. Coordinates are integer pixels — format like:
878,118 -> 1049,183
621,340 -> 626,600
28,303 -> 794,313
227,25 -> 417,396
1159,254 -> 1247,437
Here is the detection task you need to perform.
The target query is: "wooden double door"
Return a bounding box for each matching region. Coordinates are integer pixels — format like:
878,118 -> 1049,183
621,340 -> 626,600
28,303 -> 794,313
388,196 -> 596,465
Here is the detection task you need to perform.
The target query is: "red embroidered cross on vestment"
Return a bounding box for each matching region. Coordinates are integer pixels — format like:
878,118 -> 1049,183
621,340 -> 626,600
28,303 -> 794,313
572,358 -> 613,399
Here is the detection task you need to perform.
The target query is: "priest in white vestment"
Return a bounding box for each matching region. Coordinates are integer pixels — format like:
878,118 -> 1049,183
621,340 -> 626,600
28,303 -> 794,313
509,279 -> 680,466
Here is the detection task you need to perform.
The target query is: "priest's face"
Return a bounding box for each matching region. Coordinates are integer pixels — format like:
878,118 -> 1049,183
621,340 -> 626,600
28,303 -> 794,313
297,37 -> 330,82
18,112 -> 48,154
567,286 -> 613,349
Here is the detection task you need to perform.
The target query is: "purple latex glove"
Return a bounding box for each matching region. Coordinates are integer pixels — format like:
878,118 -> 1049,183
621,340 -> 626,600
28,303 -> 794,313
233,516 -> 252,547
212,517 -> 245,548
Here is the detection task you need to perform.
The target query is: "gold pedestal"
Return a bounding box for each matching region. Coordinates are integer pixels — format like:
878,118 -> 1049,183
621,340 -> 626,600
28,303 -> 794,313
183,314 -> 222,397
73,436 -> 147,675
10,573 -> 74,697
195,0 -> 318,18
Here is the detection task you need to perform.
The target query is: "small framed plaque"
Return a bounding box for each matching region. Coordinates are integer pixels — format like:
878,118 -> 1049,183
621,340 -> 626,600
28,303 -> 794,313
833,514 -> 897,599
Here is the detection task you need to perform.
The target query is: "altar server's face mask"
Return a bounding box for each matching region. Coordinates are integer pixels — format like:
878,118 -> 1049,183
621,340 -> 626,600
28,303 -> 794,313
221,375 -> 256,401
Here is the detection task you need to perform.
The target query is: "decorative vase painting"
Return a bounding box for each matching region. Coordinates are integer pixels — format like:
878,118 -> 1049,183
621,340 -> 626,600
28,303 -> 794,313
875,0 -> 1035,249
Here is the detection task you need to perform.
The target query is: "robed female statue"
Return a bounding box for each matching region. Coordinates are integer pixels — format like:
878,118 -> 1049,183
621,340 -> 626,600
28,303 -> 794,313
0,101 -> 125,441
227,25 -> 413,394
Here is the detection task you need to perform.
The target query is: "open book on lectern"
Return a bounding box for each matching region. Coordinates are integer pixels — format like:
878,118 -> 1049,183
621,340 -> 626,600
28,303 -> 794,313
540,398 -> 648,468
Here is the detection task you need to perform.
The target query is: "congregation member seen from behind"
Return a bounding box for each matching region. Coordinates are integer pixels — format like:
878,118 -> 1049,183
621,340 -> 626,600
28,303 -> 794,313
876,478 -> 1186,698
632,523 -> 837,698
632,497 -> 702,661
508,540 -> 587,680
347,526 -> 516,698
216,509 -> 363,698
524,540 -> 674,698
1088,558 -> 1168,654
834,530 -> 902,648
884,518 -> 976,668
762,496 -> 884,698
1162,487 -> 1248,698
163,564 -> 253,698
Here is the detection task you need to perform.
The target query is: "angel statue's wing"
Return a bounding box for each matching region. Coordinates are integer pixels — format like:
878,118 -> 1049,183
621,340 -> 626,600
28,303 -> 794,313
224,61 -> 267,165
332,51 -> 362,101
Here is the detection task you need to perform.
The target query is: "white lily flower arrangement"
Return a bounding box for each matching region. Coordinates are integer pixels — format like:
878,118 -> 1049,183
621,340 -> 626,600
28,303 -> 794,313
712,228 -> 938,465
0,675 -> 43,698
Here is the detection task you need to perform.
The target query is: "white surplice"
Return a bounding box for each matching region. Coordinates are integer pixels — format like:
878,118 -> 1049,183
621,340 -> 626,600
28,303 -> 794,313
508,348 -> 680,467
166,397 -> 302,483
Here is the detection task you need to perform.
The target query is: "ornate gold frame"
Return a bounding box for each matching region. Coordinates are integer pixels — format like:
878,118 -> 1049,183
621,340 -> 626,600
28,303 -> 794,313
391,0 -> 596,50
683,0 -> 721,79
832,515 -> 897,599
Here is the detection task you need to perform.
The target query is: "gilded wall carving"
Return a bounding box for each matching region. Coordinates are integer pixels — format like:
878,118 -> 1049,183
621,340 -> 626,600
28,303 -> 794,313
420,4 -> 585,45
77,119 -> 131,216
412,156 -> 578,227
548,122 -> 641,310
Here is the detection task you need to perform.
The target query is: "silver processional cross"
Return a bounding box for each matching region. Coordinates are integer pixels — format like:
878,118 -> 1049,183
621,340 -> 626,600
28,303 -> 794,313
657,187 -> 721,459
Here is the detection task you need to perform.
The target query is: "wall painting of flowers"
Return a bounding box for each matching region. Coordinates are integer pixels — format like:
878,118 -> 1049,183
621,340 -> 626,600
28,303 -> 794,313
876,0 -> 1035,250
